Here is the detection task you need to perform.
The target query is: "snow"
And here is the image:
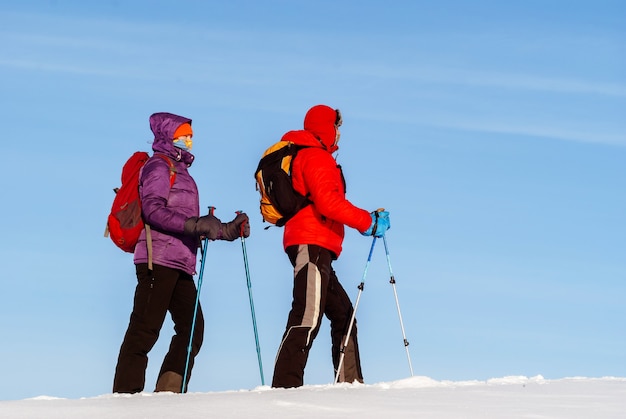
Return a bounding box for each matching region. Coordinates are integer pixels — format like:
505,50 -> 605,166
2,376 -> 625,418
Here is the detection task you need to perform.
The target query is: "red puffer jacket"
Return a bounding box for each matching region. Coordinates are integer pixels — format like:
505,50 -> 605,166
282,105 -> 372,257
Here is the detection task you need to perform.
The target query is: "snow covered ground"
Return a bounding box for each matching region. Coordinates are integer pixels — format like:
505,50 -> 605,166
1,375 -> 624,418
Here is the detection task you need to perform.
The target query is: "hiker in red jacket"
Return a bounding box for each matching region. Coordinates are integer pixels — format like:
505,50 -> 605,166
272,105 -> 390,388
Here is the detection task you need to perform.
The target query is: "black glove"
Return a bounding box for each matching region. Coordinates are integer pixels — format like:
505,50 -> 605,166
220,213 -> 250,241
184,214 -> 223,240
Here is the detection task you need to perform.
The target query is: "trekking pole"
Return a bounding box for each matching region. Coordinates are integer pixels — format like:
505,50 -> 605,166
182,205 -> 215,393
334,236 -> 378,384
382,234 -> 414,376
236,210 -> 265,386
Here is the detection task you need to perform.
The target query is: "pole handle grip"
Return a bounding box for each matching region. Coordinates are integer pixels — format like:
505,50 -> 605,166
235,210 -> 245,238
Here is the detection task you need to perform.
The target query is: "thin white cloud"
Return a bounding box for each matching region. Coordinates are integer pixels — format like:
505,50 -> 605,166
433,71 -> 626,98
352,109 -> 626,147
0,59 -> 126,77
442,119 -> 626,147
337,63 -> 626,99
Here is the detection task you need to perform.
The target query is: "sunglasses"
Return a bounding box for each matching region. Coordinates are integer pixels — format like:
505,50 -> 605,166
335,109 -> 343,127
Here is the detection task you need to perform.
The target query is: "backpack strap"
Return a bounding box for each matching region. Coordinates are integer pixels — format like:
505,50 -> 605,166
290,144 -> 313,202
156,154 -> 177,187
146,224 -> 154,271
145,155 -> 177,271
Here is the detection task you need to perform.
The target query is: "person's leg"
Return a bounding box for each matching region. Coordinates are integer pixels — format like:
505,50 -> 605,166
156,272 -> 204,392
272,245 -> 331,388
325,267 -> 364,383
113,264 -> 177,393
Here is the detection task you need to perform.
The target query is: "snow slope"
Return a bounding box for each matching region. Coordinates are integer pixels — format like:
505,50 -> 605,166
1,376 -> 625,418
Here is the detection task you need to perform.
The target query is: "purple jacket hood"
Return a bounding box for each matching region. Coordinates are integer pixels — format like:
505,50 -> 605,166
149,112 -> 195,166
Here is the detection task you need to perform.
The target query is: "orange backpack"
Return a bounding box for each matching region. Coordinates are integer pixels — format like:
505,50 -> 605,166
254,141 -> 310,227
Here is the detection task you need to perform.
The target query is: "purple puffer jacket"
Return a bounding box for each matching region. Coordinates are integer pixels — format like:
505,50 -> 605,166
133,112 -> 200,275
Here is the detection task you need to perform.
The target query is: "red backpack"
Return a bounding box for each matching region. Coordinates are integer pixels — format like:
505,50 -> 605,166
105,152 -> 176,253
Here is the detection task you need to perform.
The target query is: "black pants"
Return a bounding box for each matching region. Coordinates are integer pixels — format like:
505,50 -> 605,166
272,244 -> 363,388
113,263 -> 204,393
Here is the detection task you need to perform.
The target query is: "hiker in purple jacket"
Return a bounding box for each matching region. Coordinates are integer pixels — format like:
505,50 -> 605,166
113,112 -> 250,394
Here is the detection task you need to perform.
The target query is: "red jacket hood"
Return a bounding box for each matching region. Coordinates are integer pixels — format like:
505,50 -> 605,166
293,104 -> 339,153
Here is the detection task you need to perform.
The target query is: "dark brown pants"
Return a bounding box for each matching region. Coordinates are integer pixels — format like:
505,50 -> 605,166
113,263 -> 204,393
272,244 -> 363,388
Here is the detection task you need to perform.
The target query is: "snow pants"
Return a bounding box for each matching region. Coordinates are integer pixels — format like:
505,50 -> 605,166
113,263 -> 204,393
272,244 -> 363,388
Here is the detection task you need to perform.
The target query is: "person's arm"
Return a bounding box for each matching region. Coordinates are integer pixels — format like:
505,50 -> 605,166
140,158 -> 188,234
300,149 -> 372,233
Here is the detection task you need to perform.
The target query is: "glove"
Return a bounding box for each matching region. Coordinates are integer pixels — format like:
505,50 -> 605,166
361,210 -> 390,238
220,212 -> 250,241
184,214 -> 223,240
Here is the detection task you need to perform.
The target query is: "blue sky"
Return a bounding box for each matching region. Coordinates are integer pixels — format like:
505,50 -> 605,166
0,0 -> 624,400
